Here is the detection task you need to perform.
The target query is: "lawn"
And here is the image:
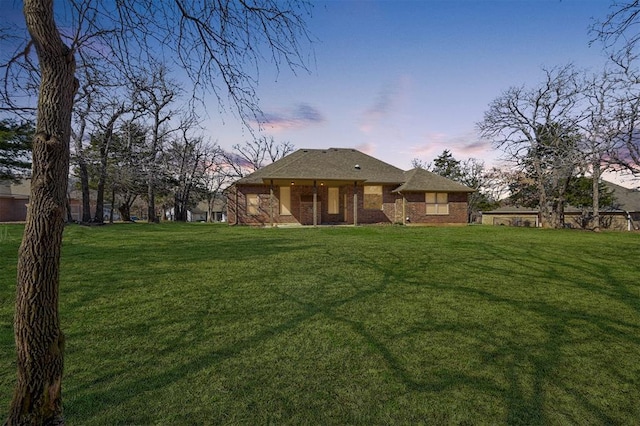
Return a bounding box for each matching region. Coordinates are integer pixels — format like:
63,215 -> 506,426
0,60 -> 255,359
1,223 -> 639,424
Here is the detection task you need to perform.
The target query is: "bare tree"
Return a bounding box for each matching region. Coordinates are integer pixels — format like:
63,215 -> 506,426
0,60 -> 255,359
227,135 -> 295,176
592,3 -> 640,184
3,0 -> 312,422
165,126 -> 210,222
133,63 -> 183,223
578,69 -> 628,231
592,1 -> 640,62
477,65 -> 586,228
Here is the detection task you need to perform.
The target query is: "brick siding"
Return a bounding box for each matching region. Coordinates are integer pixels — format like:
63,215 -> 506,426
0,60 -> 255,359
228,183 -> 470,226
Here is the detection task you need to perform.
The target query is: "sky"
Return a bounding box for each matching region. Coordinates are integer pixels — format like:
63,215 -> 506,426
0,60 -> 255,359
205,0 -> 620,174
3,0 -> 634,185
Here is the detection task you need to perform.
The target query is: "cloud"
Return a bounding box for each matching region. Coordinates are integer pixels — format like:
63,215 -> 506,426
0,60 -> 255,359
355,142 -> 376,156
260,103 -> 325,131
459,140 -> 493,156
410,132 -> 495,162
360,76 -> 410,133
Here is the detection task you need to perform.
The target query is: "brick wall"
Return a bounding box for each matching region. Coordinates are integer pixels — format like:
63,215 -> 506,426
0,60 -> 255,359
0,197 -> 28,222
229,184 -> 470,226
401,192 -> 469,225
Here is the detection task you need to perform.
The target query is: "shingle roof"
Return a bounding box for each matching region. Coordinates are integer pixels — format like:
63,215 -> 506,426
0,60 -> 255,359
235,148 -> 476,192
394,168 -> 475,193
235,148 -> 406,184
607,181 -> 640,212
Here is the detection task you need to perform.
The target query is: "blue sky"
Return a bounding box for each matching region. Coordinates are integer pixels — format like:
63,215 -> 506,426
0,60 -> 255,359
207,0 -> 614,170
3,0 -> 617,172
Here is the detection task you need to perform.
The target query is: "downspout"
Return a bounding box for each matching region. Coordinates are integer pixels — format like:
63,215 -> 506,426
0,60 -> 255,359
353,181 -> 358,226
313,180 -> 318,227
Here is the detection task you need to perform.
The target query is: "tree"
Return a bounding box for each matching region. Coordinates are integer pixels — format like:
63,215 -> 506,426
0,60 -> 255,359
430,149 -> 462,181
8,2 -> 77,422
592,3 -> 640,184
565,176 -> 616,229
112,121 -> 148,222
478,65 -> 586,228
592,1 -> 640,62
417,150 -> 498,222
0,119 -> 33,181
133,63 -> 183,223
229,136 -> 295,175
579,69 -> 626,231
3,1 -> 312,423
165,127 -> 210,222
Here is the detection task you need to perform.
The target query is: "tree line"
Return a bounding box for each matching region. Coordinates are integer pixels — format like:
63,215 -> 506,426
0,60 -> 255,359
412,58 -> 640,231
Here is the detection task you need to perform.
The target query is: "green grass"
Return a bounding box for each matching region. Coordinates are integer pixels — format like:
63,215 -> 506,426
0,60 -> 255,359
1,223 -> 639,424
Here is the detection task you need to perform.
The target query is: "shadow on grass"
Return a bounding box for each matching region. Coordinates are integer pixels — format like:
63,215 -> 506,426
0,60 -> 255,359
59,227 -> 640,423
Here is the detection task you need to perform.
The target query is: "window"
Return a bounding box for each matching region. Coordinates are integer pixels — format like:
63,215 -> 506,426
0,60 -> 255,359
246,194 -> 259,215
426,192 -> 449,215
364,185 -> 383,210
280,186 -> 291,215
328,187 -> 339,214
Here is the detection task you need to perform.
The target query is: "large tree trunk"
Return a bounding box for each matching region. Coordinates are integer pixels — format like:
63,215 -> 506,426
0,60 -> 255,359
8,0 -> 76,424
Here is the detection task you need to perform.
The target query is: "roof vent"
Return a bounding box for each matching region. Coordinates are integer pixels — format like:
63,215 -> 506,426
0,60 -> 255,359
354,164 -> 361,170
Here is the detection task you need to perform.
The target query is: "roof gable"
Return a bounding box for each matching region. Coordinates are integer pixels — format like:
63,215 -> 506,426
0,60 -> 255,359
394,168 -> 475,193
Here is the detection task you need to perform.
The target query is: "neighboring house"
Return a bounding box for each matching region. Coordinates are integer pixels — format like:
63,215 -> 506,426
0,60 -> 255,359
481,181 -> 640,231
0,179 -> 30,222
1,178 -> 84,222
227,148 -> 474,226
164,199 -> 227,222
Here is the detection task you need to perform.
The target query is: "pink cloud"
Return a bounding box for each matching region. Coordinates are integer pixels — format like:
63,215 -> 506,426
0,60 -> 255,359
355,142 -> 376,156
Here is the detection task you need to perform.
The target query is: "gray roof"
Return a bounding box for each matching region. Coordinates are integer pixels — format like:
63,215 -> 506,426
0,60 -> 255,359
394,168 -> 475,193
607,181 -> 640,212
236,148 -> 406,184
235,148 -> 474,192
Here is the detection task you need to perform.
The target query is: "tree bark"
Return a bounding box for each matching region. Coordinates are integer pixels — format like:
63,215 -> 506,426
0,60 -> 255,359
8,0 -> 77,424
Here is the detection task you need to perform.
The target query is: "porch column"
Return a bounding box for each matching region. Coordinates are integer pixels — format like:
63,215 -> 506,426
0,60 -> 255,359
402,193 -> 406,225
353,181 -> 358,226
269,180 -> 274,227
313,180 -> 318,227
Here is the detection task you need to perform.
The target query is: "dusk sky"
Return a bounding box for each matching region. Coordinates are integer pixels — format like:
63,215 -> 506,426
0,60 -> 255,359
1,1 -> 623,175
207,0 -> 615,172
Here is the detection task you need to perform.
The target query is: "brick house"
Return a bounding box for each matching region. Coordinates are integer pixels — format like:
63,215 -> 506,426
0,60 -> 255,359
227,148 -> 474,226
0,179 -> 30,222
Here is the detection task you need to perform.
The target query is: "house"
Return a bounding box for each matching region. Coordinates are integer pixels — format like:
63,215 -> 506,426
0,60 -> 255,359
1,178 -> 84,222
481,181 -> 640,231
0,179 -> 30,222
227,148 -> 474,226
